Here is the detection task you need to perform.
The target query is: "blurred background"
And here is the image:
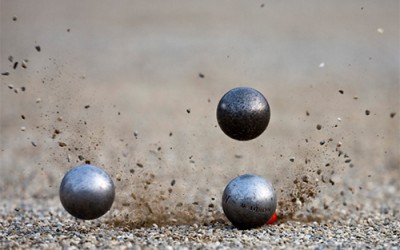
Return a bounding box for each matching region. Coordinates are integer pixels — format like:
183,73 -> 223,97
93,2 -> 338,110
1,0 -> 399,226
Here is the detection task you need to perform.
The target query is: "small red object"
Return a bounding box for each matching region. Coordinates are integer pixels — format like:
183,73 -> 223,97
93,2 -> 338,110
266,212 -> 277,224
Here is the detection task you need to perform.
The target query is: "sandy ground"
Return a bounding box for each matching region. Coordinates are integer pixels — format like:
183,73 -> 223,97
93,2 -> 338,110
1,1 -> 399,249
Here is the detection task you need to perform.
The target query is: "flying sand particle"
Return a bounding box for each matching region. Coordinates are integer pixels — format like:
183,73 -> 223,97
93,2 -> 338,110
21,60 -> 28,69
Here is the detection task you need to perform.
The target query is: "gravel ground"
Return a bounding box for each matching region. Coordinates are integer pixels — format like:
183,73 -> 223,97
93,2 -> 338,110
1,190 -> 399,249
1,1 -> 399,249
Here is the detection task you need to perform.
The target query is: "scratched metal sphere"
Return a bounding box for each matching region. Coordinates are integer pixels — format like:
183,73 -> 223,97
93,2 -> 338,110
222,174 -> 277,229
59,164 -> 115,220
216,87 -> 270,141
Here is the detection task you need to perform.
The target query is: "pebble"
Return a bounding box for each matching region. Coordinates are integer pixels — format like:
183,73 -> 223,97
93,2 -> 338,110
21,60 -> 28,69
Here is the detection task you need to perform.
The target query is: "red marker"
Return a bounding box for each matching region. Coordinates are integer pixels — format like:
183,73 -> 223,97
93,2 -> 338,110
266,212 -> 277,224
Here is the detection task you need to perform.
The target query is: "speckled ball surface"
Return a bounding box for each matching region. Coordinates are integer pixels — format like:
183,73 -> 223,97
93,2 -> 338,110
222,174 -> 277,230
59,164 -> 115,220
216,87 -> 270,141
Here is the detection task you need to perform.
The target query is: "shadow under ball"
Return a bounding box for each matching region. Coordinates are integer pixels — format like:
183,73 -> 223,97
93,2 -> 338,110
217,87 -> 270,141
59,164 -> 115,220
222,174 -> 277,230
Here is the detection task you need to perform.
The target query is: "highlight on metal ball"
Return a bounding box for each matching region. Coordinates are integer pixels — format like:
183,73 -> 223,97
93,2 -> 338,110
222,174 -> 277,230
59,164 -> 115,220
216,87 -> 270,141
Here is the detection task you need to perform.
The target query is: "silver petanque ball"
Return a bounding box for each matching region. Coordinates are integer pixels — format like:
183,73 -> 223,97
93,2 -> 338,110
59,164 -> 115,220
216,87 -> 270,141
222,174 -> 277,229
